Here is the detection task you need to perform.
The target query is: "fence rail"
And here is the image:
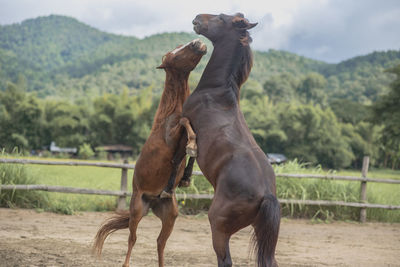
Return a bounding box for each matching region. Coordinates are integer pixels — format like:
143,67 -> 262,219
0,184 -> 129,197
2,158 -> 399,184
0,158 -> 136,169
2,184 -> 399,211
1,157 -> 400,222
275,173 -> 400,184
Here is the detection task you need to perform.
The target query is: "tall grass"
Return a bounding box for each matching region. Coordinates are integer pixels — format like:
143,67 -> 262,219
176,171 -> 214,214
274,160 -> 399,222
0,162 -> 49,209
276,176 -> 361,221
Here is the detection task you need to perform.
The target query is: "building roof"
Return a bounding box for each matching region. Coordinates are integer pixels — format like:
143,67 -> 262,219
97,145 -> 133,152
49,142 -> 77,153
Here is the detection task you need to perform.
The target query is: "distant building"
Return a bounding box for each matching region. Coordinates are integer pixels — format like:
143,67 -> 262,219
267,153 -> 287,164
49,142 -> 77,154
96,145 -> 133,160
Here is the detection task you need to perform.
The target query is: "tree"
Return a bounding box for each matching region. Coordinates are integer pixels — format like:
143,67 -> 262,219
341,122 -> 380,168
263,73 -> 298,104
241,79 -> 264,101
297,73 -> 327,106
330,99 -> 368,124
89,86 -> 155,155
42,100 -> 89,147
241,95 -> 287,153
279,104 -> 354,169
371,65 -> 400,168
0,82 -> 43,151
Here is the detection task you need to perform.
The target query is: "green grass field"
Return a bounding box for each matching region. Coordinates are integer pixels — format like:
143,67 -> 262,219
335,168 -> 400,222
26,161 -> 135,212
1,156 -> 399,221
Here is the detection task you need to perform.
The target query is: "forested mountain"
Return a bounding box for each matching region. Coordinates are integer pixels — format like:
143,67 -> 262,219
1,15 -> 400,102
1,15 -> 400,169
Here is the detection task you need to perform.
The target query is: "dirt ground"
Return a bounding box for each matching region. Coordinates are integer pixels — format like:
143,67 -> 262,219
0,208 -> 399,267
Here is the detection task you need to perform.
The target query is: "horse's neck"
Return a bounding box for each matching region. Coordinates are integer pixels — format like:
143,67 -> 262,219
152,71 -> 190,130
198,38 -> 242,90
163,71 -> 190,112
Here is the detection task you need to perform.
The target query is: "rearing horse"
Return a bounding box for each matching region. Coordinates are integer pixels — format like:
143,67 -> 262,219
165,13 -> 280,267
93,39 -> 206,267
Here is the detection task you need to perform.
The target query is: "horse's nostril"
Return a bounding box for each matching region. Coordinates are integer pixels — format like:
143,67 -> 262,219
192,19 -> 198,25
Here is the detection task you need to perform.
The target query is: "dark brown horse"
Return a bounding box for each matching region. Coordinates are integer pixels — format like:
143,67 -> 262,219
93,39 -> 206,267
165,13 -> 280,267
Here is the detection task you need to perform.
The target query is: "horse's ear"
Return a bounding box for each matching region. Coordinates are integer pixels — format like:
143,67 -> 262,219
247,22 -> 258,30
157,55 -> 168,69
156,63 -> 166,69
235,13 -> 244,18
232,17 -> 258,30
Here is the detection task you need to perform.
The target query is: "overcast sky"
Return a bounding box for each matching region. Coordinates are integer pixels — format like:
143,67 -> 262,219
1,0 -> 399,63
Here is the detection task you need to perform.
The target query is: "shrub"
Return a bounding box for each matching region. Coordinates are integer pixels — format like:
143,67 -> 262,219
78,143 -> 94,159
0,163 -> 49,209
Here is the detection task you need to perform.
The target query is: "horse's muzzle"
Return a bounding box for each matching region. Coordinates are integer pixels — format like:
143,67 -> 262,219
191,39 -> 207,55
192,17 -> 202,34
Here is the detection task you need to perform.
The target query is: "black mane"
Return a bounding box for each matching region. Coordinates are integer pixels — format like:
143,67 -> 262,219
230,30 -> 253,99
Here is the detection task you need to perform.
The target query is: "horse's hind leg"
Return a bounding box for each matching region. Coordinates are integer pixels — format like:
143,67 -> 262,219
208,204 -> 232,266
123,192 -> 149,267
210,225 -> 232,267
152,196 -> 179,267
180,117 -> 197,157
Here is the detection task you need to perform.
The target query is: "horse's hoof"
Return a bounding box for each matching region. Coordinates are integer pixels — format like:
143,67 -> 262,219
179,179 -> 191,188
186,147 -> 197,157
160,191 -> 173,199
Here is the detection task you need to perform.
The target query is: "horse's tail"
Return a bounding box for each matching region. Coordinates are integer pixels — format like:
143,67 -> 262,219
93,210 -> 130,256
252,194 -> 281,267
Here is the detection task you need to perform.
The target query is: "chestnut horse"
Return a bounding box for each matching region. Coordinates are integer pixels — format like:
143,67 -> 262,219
93,39 -> 206,267
165,13 -> 280,267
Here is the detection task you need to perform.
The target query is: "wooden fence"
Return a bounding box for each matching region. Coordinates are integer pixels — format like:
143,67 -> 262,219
1,156 -> 400,222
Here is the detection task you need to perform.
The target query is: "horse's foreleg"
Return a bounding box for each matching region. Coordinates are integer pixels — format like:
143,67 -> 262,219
178,157 -> 195,187
160,134 -> 187,198
180,117 -> 197,157
152,196 -> 179,267
176,117 -> 197,188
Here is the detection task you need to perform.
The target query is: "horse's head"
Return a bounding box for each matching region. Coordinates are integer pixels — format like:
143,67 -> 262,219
192,13 -> 257,43
157,39 -> 207,72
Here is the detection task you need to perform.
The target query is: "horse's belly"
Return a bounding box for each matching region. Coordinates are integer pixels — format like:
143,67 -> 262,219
134,141 -> 185,195
137,160 -> 185,195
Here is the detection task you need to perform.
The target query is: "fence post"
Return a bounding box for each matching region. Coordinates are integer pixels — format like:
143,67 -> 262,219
359,156 -> 369,223
117,159 -> 128,210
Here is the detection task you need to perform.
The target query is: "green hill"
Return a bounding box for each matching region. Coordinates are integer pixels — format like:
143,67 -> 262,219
1,15 -> 399,102
320,51 -> 400,102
